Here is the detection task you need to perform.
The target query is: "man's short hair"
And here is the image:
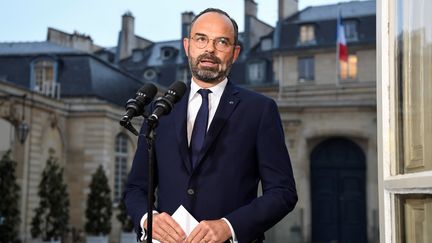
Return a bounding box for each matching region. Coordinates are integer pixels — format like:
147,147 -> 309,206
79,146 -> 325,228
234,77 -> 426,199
189,8 -> 239,45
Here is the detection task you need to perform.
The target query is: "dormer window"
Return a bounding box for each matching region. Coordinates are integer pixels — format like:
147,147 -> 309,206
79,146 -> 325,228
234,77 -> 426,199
31,58 -> 60,98
344,20 -> 358,42
299,24 -> 316,45
160,47 -> 177,61
143,68 -> 157,81
247,60 -> 266,84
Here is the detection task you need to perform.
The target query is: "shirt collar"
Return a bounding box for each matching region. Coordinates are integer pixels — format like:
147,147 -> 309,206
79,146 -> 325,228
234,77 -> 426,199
189,78 -> 228,101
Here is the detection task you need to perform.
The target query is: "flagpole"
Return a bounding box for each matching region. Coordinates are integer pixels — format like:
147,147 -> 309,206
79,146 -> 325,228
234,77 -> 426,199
336,8 -> 340,86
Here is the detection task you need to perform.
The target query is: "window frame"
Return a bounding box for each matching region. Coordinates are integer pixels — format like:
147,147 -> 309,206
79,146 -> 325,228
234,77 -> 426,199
114,133 -> 129,203
378,1 -> 432,242
298,56 -> 315,82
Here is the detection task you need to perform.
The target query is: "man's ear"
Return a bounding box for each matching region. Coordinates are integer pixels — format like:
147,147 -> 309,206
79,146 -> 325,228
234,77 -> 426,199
232,45 -> 241,63
183,38 -> 189,57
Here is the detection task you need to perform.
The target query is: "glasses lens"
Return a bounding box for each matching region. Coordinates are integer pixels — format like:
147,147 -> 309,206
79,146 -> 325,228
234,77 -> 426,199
192,35 -> 208,49
214,37 -> 231,52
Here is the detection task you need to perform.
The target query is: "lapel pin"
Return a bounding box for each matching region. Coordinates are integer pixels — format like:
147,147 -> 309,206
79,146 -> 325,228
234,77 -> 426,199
229,101 -> 234,105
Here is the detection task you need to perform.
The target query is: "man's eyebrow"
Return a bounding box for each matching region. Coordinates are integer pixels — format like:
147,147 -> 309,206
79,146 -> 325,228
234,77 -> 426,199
193,32 -> 232,41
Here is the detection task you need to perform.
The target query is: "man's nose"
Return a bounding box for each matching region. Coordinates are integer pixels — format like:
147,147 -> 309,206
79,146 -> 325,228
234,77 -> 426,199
204,40 -> 216,53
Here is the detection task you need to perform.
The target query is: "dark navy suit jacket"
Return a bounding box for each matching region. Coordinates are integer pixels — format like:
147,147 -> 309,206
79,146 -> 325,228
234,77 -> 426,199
124,81 -> 297,242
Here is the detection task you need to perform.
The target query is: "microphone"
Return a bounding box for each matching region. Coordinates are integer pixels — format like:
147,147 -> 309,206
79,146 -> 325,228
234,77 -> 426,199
120,83 -> 158,128
147,81 -> 187,126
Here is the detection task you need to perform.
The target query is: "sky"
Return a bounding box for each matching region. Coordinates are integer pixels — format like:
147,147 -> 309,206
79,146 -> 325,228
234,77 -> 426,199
0,0 -> 367,47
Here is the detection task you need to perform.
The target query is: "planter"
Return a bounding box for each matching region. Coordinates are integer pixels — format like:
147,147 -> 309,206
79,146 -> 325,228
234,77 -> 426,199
86,235 -> 108,243
120,232 -> 136,243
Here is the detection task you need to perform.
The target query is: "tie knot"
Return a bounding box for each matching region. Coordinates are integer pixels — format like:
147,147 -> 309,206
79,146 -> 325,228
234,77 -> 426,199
198,89 -> 211,99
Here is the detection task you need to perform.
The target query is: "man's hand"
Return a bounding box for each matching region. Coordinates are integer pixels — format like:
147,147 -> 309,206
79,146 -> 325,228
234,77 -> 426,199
185,219 -> 231,243
144,212 -> 186,243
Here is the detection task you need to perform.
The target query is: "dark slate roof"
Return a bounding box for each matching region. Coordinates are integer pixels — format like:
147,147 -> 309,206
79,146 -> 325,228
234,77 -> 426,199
292,0 -> 376,23
0,41 -> 83,55
0,43 -> 145,107
119,40 -> 189,86
278,0 -> 376,50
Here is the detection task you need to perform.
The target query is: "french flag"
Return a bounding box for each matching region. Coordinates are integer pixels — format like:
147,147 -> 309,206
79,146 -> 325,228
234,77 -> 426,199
337,12 -> 348,62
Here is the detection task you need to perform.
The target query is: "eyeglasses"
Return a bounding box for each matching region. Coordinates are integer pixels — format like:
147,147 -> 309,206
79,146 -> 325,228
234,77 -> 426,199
190,34 -> 234,52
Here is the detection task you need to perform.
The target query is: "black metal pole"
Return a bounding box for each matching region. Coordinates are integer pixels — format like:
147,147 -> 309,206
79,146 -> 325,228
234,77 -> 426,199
146,123 -> 156,243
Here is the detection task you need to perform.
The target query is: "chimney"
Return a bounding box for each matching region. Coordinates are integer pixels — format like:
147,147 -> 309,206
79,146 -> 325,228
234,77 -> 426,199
243,0 -> 258,55
181,12 -> 195,39
181,12 -> 195,59
117,11 -> 136,61
278,0 -> 298,21
245,0 -> 258,18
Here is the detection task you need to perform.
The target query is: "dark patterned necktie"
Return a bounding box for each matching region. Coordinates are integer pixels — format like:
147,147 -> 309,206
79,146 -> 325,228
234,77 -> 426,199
190,89 -> 212,169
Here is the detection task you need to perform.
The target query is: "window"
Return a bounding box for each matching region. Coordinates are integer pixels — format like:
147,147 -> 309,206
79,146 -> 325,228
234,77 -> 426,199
299,25 -> 316,45
160,47 -> 177,61
247,61 -> 266,84
298,57 -> 314,82
33,60 -> 54,91
340,54 -> 358,80
114,133 -> 129,202
344,20 -> 358,42
378,0 -> 432,242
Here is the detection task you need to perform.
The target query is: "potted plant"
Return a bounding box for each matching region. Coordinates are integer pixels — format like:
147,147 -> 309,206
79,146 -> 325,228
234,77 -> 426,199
85,165 -> 112,243
0,150 -> 21,242
117,200 -> 135,243
31,149 -> 69,242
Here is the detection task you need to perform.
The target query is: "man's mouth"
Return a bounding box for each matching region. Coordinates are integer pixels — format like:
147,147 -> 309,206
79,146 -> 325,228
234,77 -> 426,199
199,58 -> 218,68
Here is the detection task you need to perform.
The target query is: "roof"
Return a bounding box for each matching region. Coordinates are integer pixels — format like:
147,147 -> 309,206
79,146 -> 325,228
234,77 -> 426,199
277,0 -> 376,50
0,41 -> 83,55
291,1 -> 376,24
0,46 -> 145,106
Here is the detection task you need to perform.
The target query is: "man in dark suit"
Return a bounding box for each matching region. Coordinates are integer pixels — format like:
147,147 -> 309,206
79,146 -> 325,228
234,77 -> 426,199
124,8 -> 297,243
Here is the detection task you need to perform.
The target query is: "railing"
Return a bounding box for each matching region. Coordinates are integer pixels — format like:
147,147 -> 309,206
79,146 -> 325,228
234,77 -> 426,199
34,81 -> 61,99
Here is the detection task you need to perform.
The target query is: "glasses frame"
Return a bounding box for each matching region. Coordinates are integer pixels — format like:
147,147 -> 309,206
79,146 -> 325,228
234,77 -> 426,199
189,34 -> 234,52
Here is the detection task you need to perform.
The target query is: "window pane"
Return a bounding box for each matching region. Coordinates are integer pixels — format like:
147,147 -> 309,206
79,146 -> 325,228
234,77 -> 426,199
396,0 -> 432,173
300,25 -> 316,45
398,195 -> 432,243
298,57 -> 315,81
114,133 -> 129,202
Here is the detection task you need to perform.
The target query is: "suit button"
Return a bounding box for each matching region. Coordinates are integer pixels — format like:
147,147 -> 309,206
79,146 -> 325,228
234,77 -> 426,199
187,189 -> 194,195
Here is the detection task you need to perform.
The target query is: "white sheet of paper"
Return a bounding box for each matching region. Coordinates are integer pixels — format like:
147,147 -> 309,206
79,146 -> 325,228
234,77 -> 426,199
152,205 -> 199,243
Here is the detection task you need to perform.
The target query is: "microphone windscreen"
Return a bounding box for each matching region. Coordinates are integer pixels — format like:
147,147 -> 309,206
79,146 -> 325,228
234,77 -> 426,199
168,81 -> 187,102
138,83 -> 158,98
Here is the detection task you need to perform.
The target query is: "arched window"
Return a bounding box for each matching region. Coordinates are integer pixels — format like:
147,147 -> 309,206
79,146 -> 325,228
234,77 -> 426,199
114,133 -> 129,202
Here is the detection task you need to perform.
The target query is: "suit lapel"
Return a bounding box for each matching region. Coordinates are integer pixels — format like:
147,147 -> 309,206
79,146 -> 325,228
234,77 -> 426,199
172,86 -> 193,174
194,81 -> 240,170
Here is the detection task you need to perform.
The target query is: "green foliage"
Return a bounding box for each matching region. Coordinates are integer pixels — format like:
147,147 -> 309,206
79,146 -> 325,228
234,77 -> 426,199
0,150 -> 21,243
116,200 -> 134,232
30,149 -> 70,241
85,165 -> 112,235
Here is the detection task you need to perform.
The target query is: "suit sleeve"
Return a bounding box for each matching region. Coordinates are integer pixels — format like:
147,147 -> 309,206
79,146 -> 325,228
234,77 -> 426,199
123,121 -> 157,235
224,99 -> 298,242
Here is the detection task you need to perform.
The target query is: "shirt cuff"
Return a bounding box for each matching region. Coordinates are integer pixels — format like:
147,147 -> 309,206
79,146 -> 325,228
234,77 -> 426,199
140,210 -> 159,241
221,218 -> 238,243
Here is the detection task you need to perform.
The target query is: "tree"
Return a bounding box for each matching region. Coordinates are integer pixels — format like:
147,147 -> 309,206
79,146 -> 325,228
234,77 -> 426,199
31,149 -> 70,241
0,150 -> 20,243
116,200 -> 134,232
85,165 -> 112,235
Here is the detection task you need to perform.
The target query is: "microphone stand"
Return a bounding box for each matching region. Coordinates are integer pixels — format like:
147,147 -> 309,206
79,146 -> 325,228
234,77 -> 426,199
145,119 -> 158,243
